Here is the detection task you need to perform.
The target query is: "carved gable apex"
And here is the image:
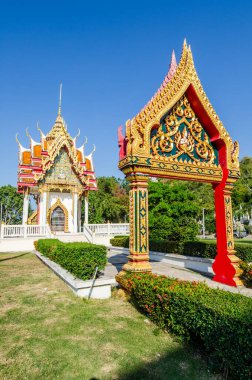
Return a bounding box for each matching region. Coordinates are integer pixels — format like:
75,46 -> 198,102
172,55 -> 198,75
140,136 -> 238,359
34,116 -> 87,185
126,41 -> 239,173
43,148 -> 83,189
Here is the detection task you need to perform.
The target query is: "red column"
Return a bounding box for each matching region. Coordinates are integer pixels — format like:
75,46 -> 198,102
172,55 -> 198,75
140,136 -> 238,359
212,181 -> 242,287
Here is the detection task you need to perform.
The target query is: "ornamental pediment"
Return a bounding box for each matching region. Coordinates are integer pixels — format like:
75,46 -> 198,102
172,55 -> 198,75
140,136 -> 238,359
118,41 -> 240,183
150,95 -> 219,167
43,148 -> 82,189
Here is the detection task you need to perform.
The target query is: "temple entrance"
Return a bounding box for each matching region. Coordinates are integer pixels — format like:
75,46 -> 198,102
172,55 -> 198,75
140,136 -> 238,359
51,206 -> 65,231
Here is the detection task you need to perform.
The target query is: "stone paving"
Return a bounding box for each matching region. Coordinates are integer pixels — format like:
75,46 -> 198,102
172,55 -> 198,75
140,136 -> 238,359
104,248 -> 252,298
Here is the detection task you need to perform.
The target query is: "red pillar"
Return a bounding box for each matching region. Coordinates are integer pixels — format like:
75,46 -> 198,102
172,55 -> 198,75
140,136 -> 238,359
212,180 -> 242,287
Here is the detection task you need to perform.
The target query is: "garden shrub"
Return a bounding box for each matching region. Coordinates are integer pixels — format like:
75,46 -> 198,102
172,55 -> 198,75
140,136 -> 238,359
36,239 -> 61,257
182,241 -> 252,263
110,236 -> 129,248
149,239 -> 182,254
122,272 -> 252,380
240,262 -> 252,288
110,237 -> 182,253
235,243 -> 252,262
110,237 -> 252,263
36,239 -> 107,280
181,241 -> 216,258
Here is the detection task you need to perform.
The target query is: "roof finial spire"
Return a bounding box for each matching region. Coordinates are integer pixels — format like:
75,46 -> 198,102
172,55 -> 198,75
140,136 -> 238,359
58,83 -> 62,116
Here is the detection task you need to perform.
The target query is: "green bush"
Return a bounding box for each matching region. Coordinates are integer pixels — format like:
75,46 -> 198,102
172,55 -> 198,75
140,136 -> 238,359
110,236 -> 129,248
123,272 -> 252,380
113,235 -> 129,239
36,239 -> 61,257
110,237 -> 182,253
235,243 -> 252,262
149,240 -> 182,254
181,241 -> 216,259
110,237 -> 252,263
182,241 -> 252,263
240,262 -> 252,288
36,239 -> 107,280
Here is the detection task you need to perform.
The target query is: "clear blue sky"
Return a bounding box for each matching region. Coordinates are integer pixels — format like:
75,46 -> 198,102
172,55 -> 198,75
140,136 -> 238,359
1,0 -> 252,186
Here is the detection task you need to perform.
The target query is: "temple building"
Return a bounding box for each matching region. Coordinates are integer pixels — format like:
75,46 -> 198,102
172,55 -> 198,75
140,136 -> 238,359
16,87 -> 97,233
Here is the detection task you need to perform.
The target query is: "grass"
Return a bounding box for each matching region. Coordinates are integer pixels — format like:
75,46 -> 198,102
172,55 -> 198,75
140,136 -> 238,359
199,238 -> 252,244
0,252 -> 217,380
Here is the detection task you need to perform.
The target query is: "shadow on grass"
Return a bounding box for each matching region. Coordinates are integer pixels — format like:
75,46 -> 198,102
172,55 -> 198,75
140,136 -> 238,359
119,351 -> 211,379
89,345 -> 214,380
0,252 -> 30,262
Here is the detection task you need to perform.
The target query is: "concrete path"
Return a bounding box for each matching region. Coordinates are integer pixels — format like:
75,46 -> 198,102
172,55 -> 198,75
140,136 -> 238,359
104,248 -> 252,298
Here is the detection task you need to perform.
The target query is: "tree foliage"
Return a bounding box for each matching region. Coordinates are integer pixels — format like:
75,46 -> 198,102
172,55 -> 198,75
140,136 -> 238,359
232,157 -> 252,216
148,180 -> 200,241
1,157 -> 251,237
0,185 -> 23,224
83,177 -> 128,223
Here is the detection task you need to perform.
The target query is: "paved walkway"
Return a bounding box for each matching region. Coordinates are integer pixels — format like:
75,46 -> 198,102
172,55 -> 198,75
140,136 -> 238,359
104,248 -> 252,298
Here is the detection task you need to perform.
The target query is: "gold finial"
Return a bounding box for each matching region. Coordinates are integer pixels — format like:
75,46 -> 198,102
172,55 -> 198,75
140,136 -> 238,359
58,83 -> 62,116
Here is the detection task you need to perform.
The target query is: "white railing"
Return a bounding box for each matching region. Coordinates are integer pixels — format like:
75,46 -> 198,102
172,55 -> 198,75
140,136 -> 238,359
83,224 -> 94,243
83,223 -> 129,244
0,224 -> 51,239
87,223 -> 129,236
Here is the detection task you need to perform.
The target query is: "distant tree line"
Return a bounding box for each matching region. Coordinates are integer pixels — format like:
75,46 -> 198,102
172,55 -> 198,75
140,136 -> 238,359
1,157 -> 251,241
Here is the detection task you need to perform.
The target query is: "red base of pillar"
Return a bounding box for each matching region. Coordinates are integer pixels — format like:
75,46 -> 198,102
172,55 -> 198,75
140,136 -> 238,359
212,253 -> 243,287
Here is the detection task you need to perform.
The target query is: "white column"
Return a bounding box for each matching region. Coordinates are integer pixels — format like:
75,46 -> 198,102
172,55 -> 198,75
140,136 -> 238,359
22,192 -> 29,225
78,198 -> 82,232
39,194 -> 43,225
42,191 -> 47,226
84,193 -> 89,225
73,193 -> 78,233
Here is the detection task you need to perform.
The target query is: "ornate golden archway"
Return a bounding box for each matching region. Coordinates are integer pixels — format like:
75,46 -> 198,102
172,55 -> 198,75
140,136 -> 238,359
117,42 -> 241,287
47,198 -> 69,232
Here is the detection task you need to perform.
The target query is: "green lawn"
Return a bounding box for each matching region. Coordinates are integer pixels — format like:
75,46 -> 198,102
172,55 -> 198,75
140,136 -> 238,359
0,252 -> 216,380
199,238 -> 252,244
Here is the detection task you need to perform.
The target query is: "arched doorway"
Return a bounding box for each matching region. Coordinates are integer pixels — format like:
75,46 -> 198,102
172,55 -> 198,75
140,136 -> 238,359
51,206 -> 65,232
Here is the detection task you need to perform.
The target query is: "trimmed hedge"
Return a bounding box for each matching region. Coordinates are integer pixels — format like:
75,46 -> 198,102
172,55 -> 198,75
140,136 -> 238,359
122,272 -> 252,380
110,236 -> 129,248
36,239 -> 107,280
149,239 -> 183,254
110,237 -> 252,263
36,239 -> 61,256
240,262 -> 252,288
183,241 -> 252,262
110,237 -> 182,253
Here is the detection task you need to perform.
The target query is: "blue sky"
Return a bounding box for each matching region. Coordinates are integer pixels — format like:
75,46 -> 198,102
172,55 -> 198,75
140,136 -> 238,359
1,0 -> 252,186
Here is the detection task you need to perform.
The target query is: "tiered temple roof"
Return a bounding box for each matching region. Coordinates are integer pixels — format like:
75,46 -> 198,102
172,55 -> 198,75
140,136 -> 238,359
16,96 -> 97,194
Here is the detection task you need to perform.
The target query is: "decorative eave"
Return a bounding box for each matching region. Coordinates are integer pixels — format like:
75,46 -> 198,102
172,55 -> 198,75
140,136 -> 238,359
121,41 -> 239,176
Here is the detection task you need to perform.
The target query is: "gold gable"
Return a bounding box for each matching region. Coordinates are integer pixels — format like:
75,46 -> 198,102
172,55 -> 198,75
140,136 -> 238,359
43,148 -> 83,190
123,41 -> 239,175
